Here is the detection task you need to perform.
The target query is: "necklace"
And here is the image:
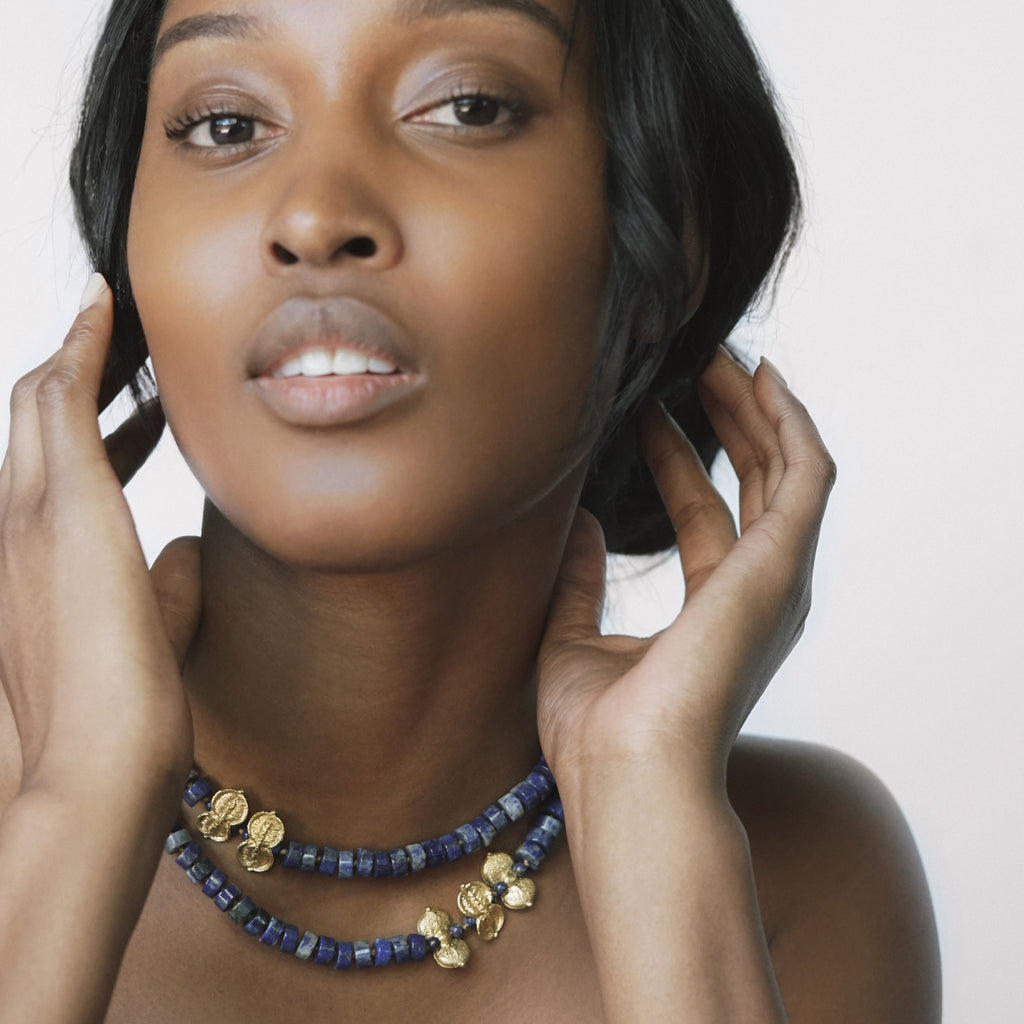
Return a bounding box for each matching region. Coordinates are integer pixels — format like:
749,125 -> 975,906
167,762 -> 564,970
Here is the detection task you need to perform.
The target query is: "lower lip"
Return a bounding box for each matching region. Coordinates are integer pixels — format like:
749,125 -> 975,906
250,373 -> 420,427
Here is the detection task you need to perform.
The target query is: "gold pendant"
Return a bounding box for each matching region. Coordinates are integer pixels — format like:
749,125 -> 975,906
236,810 -> 285,873
417,908 -> 471,969
197,788 -> 248,843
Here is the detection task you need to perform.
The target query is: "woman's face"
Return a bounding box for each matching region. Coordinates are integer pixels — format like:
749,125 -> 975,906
128,0 -> 610,568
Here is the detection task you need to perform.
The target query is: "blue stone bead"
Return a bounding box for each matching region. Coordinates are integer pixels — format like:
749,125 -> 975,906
455,824 -> 482,855
448,924 -> 464,940
314,936 -> 337,965
280,924 -> 300,955
319,846 -> 339,876
334,941 -> 354,970
497,792 -> 525,822
528,770 -> 554,799
543,796 -> 564,822
512,781 -> 542,811
492,881 -> 509,898
164,828 -> 191,855
355,848 -> 375,877
515,840 -> 545,870
282,841 -> 304,870
295,930 -> 319,961
337,850 -> 355,879
511,862 -> 529,876
405,843 -> 427,872
228,896 -> 256,925
440,833 -> 462,863
409,933 -> 428,962
186,857 -> 215,885
470,815 -> 497,846
373,938 -> 392,966
463,916 -> 477,930
422,838 -> 446,869
390,935 -> 411,964
243,909 -> 270,937
202,869 -> 228,898
175,842 -> 202,870
214,884 -> 241,912
426,936 -> 441,953
259,916 -> 285,948
183,778 -> 212,807
535,814 -> 564,844
373,851 -> 391,878
389,848 -> 409,878
353,940 -> 373,969
301,844 -> 319,873
481,803 -> 510,831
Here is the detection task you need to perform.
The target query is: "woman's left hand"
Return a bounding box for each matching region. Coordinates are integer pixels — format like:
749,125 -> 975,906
536,348 -> 836,794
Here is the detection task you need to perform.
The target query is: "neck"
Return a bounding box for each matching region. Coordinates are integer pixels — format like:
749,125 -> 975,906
183,492 -> 576,846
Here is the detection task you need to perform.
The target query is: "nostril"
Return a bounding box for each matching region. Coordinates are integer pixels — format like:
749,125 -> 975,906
271,242 -> 300,266
344,237 -> 377,259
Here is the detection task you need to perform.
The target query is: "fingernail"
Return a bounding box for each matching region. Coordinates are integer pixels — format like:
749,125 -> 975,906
79,272 -> 108,311
760,356 -> 788,387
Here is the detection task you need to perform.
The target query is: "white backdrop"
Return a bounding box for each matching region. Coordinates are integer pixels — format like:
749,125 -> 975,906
1,2 -> 1020,1020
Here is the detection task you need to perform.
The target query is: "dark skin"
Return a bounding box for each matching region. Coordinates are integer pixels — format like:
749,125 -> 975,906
0,0 -> 940,1020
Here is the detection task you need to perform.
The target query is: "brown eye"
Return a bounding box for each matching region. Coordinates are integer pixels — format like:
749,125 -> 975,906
208,116 -> 256,145
452,96 -> 500,127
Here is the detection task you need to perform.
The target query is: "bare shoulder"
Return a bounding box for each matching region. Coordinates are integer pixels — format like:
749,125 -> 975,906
728,735 -> 941,1023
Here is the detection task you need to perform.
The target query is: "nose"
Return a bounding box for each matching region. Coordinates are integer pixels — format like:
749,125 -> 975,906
261,157 -> 404,274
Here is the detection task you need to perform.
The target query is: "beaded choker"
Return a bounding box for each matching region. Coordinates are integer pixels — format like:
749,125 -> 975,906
166,758 -> 564,971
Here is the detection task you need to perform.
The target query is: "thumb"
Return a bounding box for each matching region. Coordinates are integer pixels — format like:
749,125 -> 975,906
150,536 -> 202,669
544,509 -> 607,645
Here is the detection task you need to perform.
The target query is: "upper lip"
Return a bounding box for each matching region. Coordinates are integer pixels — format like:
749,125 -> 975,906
246,296 -> 419,378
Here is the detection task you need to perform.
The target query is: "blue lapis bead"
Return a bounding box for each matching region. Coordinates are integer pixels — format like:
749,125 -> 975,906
405,843 -> 427,872
543,796 -> 564,822
409,933 -> 428,962
373,851 -> 391,878
334,941 -> 354,970
186,857 -> 215,885
282,841 -> 304,870
314,936 -> 337,965
183,778 -> 212,807
497,792 -> 525,822
422,838 -> 446,869
214,884 -> 241,912
175,842 -> 202,871
280,924 -> 300,955
511,781 -> 542,811
515,840 -> 546,871
355,848 -> 375,878
202,869 -> 228,898
492,881 -> 509,898
319,846 -> 339,876
528,770 -> 554,799
426,936 -> 441,953
481,803 -> 510,831
535,814 -> 564,844
295,930 -> 319,961
301,844 -> 319,873
337,850 -> 355,879
228,896 -> 256,925
390,934 -> 411,964
448,924 -> 464,940
353,940 -> 373,969
440,833 -> 462,863
463,916 -> 477,930
259,916 -> 285,948
389,848 -> 409,877
243,909 -> 270,938
373,938 -> 392,967
511,862 -> 529,876
455,824 -> 482,855
470,815 -> 498,846
164,828 -> 191,855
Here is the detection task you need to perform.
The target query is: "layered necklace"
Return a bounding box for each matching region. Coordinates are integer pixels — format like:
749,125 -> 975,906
166,756 -> 563,971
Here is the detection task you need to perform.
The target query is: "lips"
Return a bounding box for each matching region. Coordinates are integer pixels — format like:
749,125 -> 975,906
246,296 -> 424,427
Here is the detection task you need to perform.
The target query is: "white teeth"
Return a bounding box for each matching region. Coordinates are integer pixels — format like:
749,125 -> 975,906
299,350 -> 334,377
277,357 -> 304,378
333,349 -> 370,375
368,357 -> 397,374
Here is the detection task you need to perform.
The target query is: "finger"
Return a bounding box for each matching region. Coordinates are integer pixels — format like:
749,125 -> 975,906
103,398 -> 166,488
150,537 -> 202,671
642,401 -> 737,593
3,353 -> 61,499
543,509 -> 608,643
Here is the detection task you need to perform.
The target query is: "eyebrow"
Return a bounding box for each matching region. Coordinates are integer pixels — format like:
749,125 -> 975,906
152,13 -> 263,69
398,0 -> 569,45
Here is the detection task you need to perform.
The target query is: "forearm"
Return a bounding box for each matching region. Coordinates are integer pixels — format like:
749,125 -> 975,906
561,754 -> 787,1024
0,778 -> 178,1024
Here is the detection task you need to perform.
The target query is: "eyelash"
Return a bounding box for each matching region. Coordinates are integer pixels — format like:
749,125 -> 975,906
162,88 -> 529,154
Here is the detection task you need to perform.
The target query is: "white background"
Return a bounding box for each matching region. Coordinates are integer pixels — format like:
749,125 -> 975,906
1,2 -> 1021,1020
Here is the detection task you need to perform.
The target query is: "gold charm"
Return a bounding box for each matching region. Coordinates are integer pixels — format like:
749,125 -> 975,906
197,788 -> 248,843
457,881 -> 505,942
236,810 -> 285,873
417,908 -> 470,969
482,852 -> 536,910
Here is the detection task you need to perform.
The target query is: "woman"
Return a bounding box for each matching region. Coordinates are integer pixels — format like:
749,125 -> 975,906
0,0 -> 940,1020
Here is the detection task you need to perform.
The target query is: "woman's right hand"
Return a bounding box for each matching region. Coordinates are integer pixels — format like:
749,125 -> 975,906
0,273 -> 201,803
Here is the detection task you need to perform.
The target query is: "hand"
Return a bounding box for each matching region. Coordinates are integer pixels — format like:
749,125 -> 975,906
0,275 -> 201,800
537,349 -> 836,793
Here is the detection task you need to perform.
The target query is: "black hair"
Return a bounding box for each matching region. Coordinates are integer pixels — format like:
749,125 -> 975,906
70,0 -> 800,554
